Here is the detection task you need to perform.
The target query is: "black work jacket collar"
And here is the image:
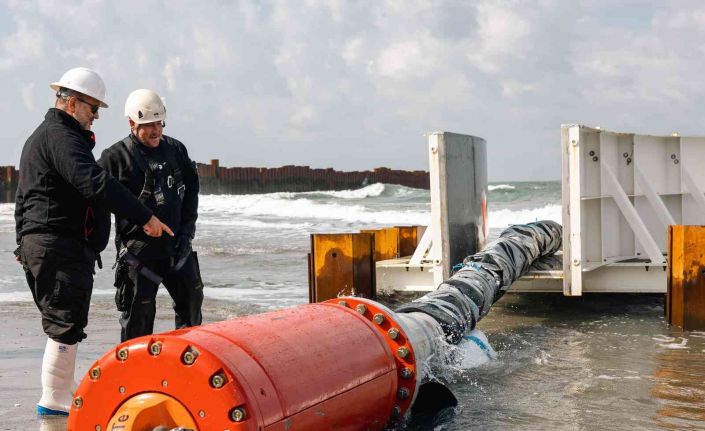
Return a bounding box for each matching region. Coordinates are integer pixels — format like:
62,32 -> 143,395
46,108 -> 96,150
125,133 -> 167,175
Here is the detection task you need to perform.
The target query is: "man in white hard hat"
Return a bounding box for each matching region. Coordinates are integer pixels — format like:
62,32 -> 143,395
15,67 -> 174,416
99,89 -> 202,342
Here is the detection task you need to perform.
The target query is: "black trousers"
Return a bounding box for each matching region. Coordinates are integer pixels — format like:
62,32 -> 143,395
20,234 -> 95,344
116,252 -> 203,342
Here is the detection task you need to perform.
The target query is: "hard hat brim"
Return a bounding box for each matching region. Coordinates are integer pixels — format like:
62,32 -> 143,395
50,82 -> 109,108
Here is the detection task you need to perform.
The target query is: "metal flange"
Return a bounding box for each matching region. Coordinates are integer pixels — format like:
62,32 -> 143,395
325,297 -> 418,420
68,336 -> 252,430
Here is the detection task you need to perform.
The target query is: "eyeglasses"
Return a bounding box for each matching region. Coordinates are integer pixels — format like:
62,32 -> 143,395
74,96 -> 100,114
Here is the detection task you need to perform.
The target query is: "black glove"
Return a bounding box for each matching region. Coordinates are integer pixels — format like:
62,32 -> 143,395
114,261 -> 133,312
174,235 -> 192,262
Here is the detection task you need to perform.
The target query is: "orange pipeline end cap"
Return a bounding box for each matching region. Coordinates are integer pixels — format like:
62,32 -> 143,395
107,392 -> 198,431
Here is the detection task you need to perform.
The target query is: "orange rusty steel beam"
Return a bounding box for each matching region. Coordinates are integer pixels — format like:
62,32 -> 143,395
67,299 -> 423,431
362,228 -> 400,261
309,233 -> 375,303
667,225 -> 705,330
397,226 -> 420,257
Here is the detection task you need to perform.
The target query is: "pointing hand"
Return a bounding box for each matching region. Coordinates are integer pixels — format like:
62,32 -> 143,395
142,215 -> 174,237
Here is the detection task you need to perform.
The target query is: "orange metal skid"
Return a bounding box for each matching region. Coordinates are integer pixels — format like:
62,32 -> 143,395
68,301 -> 417,430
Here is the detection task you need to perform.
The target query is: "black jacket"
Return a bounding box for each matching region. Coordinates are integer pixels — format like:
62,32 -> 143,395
15,109 -> 153,252
98,134 -> 199,258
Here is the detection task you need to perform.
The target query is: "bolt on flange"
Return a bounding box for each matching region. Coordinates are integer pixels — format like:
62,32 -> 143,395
391,405 -> 401,418
388,328 -> 400,340
149,341 -> 162,356
397,387 -> 410,400
182,347 -> 199,365
397,346 -> 409,358
89,366 -> 101,379
211,373 -> 226,388
355,304 -> 367,315
230,407 -> 247,422
372,313 -> 385,325
400,367 -> 412,379
116,347 -> 129,361
73,396 -> 83,409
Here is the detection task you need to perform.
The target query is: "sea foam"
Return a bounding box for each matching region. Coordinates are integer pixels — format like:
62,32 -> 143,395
302,183 -> 386,199
488,184 -> 516,191
489,204 -> 561,228
198,191 -> 560,229
199,194 -> 430,225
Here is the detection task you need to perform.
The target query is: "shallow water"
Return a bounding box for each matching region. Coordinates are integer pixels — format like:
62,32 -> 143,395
417,294 -> 705,430
3,182 -> 703,430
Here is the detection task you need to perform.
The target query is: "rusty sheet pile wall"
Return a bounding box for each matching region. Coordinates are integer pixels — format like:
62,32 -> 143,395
0,166 -> 18,203
0,161 -> 429,202
197,159 -> 430,194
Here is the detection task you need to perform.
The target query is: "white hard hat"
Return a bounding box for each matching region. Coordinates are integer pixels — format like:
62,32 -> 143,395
50,67 -> 108,108
124,89 -> 166,124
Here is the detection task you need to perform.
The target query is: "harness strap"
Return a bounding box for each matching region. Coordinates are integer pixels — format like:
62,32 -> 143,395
123,135 -> 185,204
122,136 -> 157,205
115,135 -> 187,261
162,136 -> 185,201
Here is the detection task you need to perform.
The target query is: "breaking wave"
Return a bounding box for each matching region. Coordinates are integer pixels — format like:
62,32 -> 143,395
489,204 -> 561,228
488,184 -> 516,191
199,194 -> 430,225
273,183 -> 424,200
302,183 -> 387,199
198,193 -> 559,229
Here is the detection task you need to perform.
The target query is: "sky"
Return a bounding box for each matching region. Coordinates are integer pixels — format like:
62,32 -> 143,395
1,0 -> 705,181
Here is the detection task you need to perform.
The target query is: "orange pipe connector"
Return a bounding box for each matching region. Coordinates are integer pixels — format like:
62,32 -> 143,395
68,299 -> 419,430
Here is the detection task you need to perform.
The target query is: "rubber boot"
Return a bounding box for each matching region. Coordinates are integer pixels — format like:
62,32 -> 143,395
37,338 -> 77,416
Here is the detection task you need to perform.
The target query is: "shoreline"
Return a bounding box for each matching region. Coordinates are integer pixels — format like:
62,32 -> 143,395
0,295 -> 231,430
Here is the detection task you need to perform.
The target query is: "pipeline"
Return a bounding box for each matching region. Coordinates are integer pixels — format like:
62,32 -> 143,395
67,221 -> 561,430
396,220 -> 562,343
67,298 -> 442,430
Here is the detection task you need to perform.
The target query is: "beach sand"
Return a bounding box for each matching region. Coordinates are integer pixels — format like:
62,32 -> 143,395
0,295 -> 233,431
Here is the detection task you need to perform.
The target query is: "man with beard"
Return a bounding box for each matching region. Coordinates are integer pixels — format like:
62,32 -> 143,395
16,68 -> 173,415
99,89 -> 202,342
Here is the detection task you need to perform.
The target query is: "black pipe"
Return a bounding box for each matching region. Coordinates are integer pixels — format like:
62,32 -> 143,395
396,220 -> 562,343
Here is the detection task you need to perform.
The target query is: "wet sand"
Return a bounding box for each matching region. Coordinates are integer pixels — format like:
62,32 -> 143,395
0,295 -> 231,431
4,292 -> 704,431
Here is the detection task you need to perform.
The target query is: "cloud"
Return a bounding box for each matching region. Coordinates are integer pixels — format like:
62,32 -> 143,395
163,56 -> 182,92
466,1 -> 532,73
341,38 -> 363,65
500,79 -> 536,97
20,83 -> 36,112
375,38 -> 435,79
0,19 -> 44,71
1,0 -> 704,180
289,105 -> 318,129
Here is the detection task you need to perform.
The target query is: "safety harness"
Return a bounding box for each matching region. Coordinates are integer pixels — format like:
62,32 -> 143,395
114,135 -> 188,284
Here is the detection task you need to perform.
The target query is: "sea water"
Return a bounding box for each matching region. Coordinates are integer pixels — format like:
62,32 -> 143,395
2,181 -> 704,430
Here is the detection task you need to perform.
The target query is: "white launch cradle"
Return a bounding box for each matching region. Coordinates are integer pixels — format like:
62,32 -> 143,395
380,125 -> 705,296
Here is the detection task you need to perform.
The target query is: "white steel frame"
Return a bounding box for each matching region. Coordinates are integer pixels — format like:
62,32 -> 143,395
376,134 -> 445,293
544,125 -> 704,295
381,125 -> 695,295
